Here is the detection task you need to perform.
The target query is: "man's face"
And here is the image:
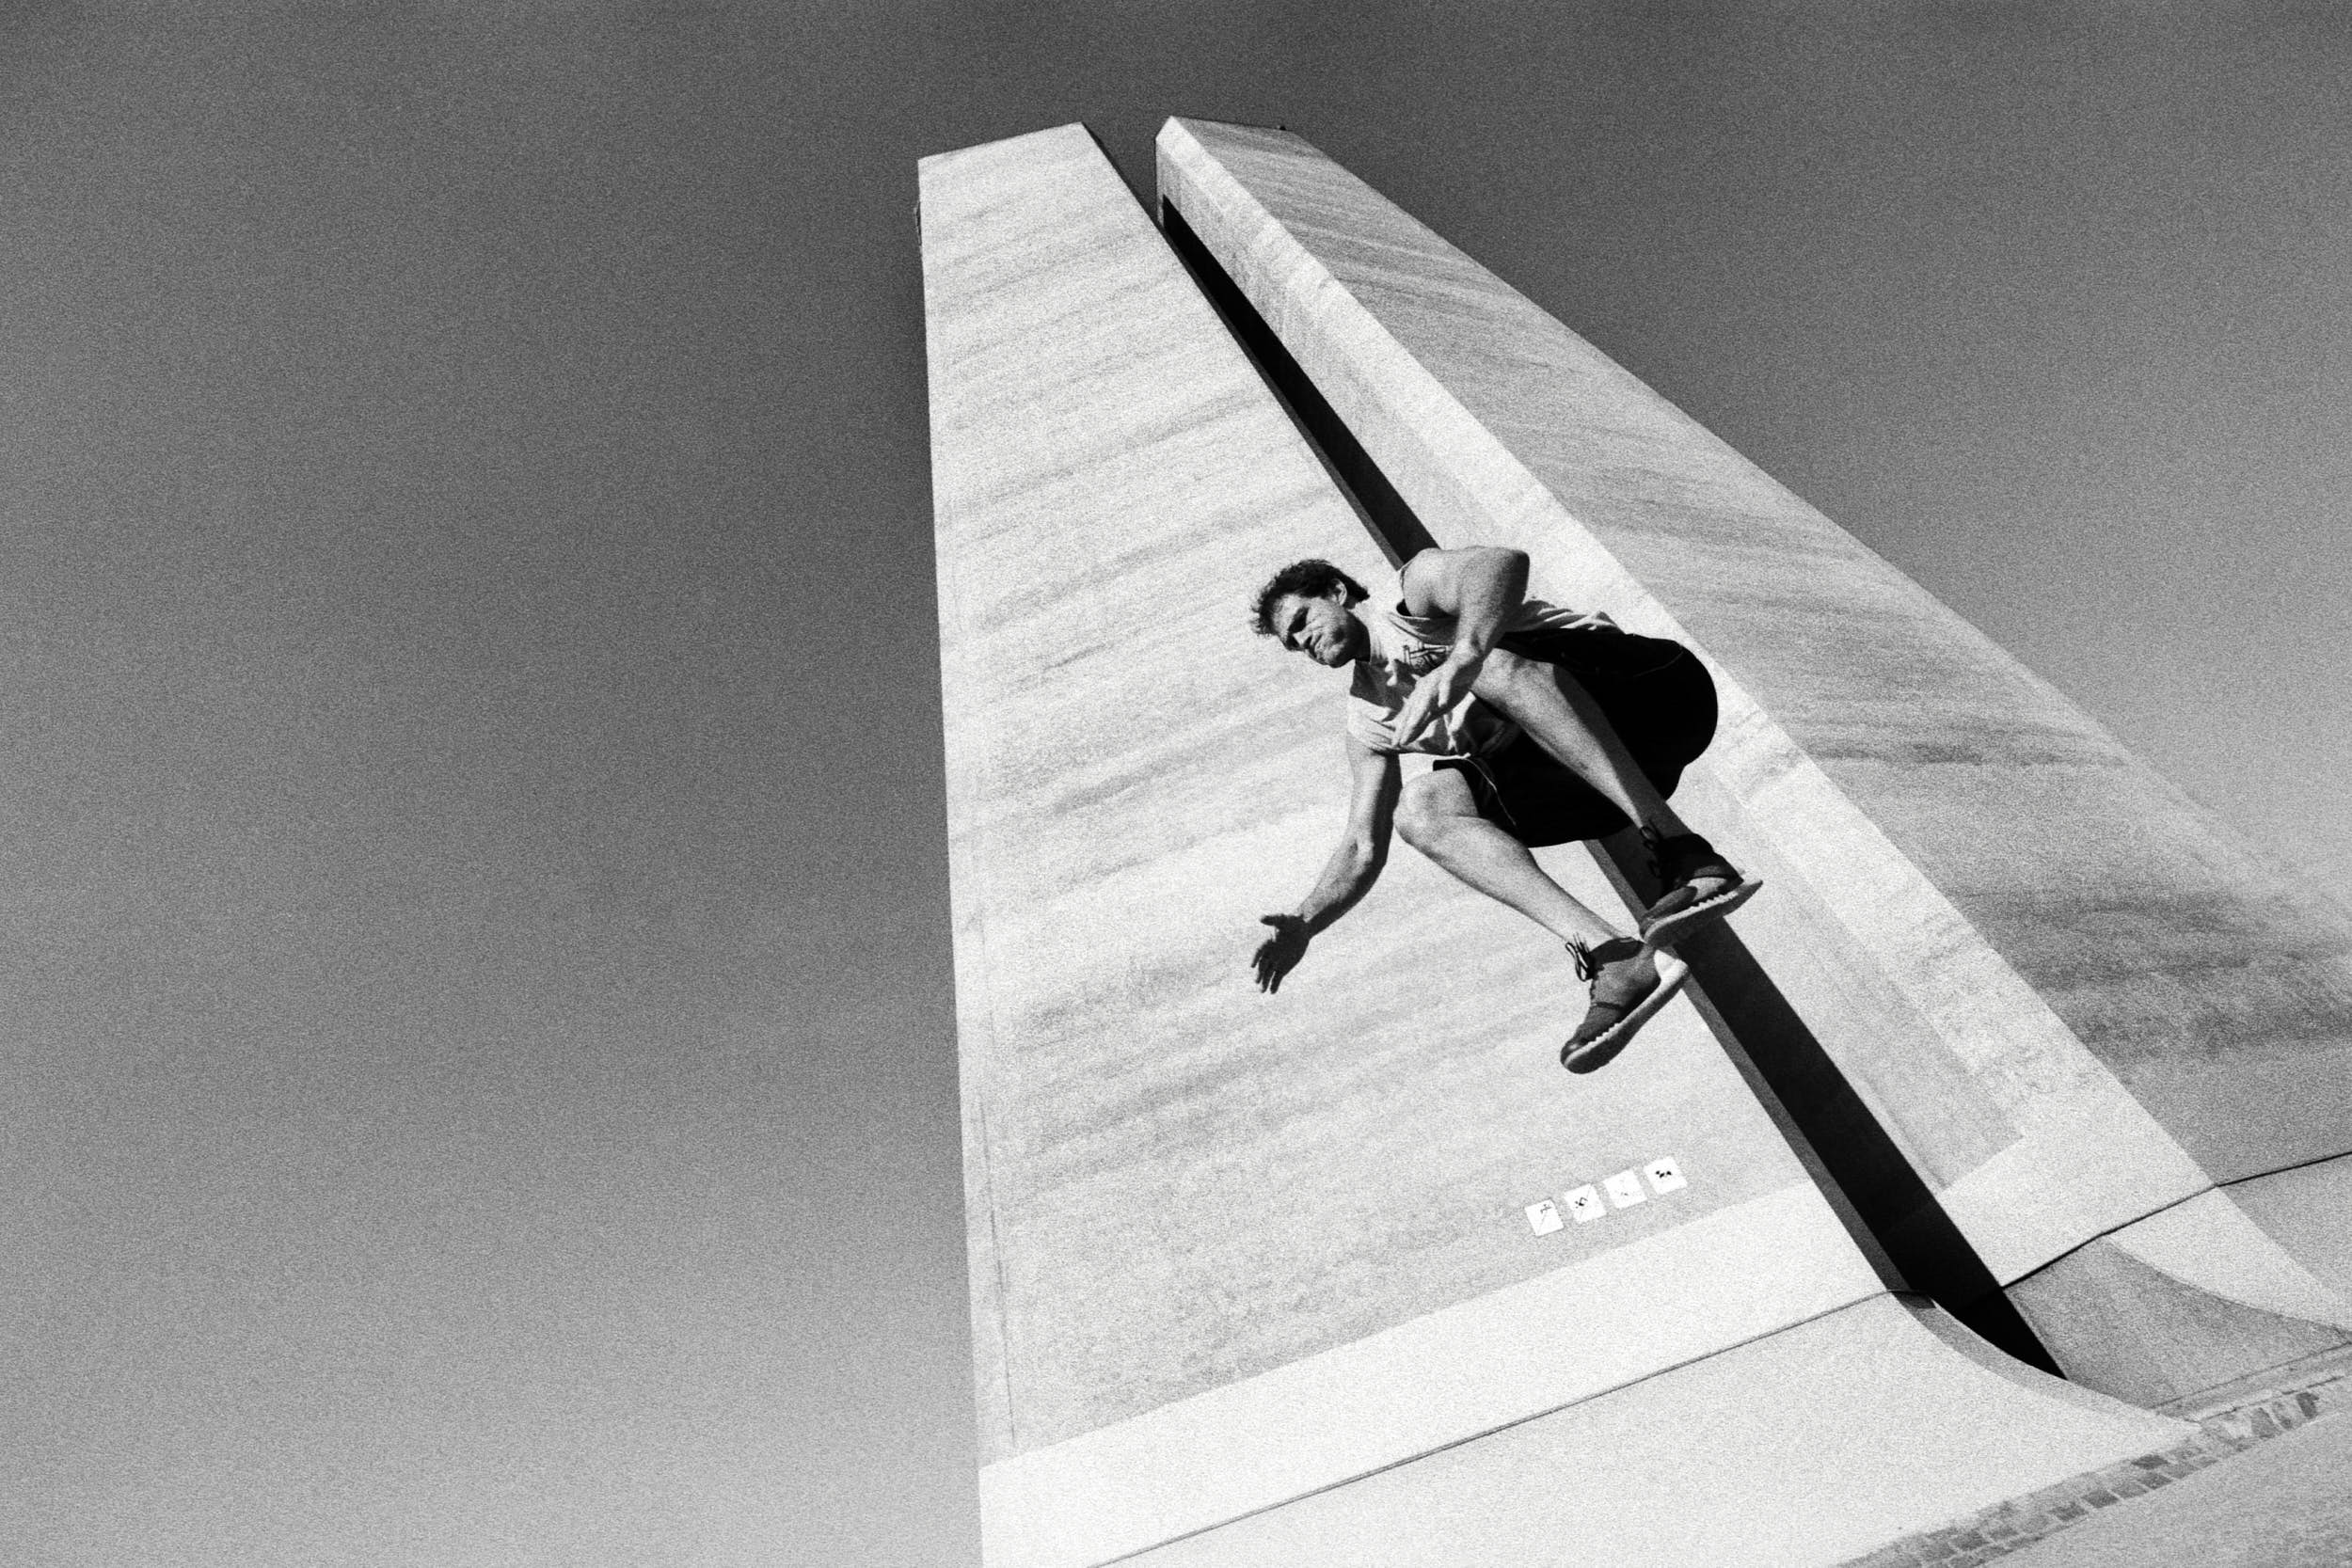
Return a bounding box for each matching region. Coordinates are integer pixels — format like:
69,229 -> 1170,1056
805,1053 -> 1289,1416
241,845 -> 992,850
1270,589 -> 1365,668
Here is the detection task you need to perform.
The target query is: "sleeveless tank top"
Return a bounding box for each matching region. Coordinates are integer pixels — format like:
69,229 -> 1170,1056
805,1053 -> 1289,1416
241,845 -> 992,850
1346,576 -> 1623,757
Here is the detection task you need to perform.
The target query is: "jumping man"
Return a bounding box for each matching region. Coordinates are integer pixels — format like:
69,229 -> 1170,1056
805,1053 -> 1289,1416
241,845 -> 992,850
1248,546 -> 1760,1072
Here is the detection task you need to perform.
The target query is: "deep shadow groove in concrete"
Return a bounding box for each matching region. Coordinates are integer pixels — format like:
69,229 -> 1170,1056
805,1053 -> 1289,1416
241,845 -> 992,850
1586,834 -> 2063,1374
1159,193 -> 2062,1379
1160,200 -> 1438,567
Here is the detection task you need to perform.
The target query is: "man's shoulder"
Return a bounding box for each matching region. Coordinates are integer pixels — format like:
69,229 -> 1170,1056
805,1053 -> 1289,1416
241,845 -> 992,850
1393,548 -> 1444,613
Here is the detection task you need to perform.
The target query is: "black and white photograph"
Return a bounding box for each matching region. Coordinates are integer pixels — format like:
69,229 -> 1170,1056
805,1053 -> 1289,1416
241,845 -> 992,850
9,8 -> 2351,1567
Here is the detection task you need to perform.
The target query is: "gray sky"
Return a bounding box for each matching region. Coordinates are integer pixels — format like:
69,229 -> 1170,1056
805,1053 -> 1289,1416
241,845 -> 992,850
4,7 -> 2346,1567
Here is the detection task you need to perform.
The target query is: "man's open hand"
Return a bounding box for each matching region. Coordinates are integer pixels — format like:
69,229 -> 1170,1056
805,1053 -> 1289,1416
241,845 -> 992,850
1390,653 -> 1482,750
1251,914 -> 1311,992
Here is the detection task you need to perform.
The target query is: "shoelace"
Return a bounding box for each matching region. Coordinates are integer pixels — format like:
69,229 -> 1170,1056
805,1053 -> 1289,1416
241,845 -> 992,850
1567,937 -> 1642,986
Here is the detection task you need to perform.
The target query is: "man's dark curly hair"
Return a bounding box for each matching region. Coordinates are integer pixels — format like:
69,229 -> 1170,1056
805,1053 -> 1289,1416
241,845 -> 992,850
1250,559 -> 1368,637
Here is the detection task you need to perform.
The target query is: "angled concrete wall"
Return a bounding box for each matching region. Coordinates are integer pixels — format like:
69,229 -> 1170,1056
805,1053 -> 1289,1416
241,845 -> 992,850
924,123 -> 2192,1568
1156,116 -> 2352,1410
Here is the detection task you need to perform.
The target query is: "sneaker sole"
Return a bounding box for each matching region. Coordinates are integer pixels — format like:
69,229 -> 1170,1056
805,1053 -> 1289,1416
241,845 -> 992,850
1639,877 -> 1763,951
1560,952 -> 1691,1074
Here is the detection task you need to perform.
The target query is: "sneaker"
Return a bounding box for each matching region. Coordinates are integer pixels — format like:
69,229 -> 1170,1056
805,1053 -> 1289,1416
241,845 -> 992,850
1560,937 -> 1690,1073
1637,829 -> 1762,949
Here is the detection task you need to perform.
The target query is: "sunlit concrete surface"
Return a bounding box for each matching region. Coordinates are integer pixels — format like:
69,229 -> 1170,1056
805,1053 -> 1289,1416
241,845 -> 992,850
1156,116 -> 2352,1407
924,122 -> 2197,1568
1126,1297 -> 2186,1568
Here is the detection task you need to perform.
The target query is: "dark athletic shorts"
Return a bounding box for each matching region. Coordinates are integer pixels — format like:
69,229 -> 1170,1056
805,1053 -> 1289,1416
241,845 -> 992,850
1432,624 -> 1718,848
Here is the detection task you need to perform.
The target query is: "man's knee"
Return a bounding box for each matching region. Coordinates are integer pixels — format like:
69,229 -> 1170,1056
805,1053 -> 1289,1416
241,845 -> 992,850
1395,770 -> 1475,848
1472,647 -> 1552,707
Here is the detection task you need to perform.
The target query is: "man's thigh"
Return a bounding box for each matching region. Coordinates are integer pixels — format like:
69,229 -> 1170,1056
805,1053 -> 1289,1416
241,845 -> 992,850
1435,737 -> 1625,848
1491,638 -> 1719,793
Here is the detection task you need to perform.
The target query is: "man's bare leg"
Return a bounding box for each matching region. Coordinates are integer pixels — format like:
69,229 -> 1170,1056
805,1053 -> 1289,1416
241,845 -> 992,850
1393,770 -> 1619,945
1470,650 -> 1691,837
1396,768 -> 1689,1072
1472,648 -> 1759,948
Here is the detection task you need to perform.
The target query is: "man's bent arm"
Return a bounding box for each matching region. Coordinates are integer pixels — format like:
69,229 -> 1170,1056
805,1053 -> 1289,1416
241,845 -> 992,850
1388,546 -> 1530,749
1292,742 -> 1401,930
1399,546 -> 1530,660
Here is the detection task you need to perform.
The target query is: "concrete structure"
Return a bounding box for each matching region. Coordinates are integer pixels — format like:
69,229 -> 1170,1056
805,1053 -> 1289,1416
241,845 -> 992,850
1155,117 -> 2352,1411
923,123 -> 2199,1568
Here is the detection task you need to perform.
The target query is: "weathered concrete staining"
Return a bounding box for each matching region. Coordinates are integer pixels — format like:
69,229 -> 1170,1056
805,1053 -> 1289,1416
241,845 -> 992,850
926,124 -> 2195,1568
1155,116 -> 2352,1406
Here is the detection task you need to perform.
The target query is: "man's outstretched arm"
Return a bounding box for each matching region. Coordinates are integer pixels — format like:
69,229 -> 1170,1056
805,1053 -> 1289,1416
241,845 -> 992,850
1253,741 -> 1401,992
1391,546 -> 1530,748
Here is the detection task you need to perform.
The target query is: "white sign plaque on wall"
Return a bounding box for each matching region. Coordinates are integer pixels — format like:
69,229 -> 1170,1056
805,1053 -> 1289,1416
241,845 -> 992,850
1603,1169 -> 1648,1209
1526,1200 -> 1564,1235
1564,1184 -> 1607,1224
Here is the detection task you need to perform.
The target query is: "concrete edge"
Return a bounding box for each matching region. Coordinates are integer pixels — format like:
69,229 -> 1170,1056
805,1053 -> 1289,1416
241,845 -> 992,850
979,1181 -> 1882,1568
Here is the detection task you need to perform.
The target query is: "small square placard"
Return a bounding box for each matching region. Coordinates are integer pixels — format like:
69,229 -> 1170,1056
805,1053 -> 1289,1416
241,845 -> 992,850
1526,1200 -> 1564,1235
1645,1155 -> 1688,1194
1564,1184 -> 1606,1223
1603,1169 -> 1648,1209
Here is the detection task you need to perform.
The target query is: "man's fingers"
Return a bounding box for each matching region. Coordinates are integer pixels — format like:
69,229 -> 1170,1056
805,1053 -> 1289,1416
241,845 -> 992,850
1253,916 -> 1307,994
1251,932 -> 1295,992
1394,689 -> 1440,744
1395,666 -> 1467,747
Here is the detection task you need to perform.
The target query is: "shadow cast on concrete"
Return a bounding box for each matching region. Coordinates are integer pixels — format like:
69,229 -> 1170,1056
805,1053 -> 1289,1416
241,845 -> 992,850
1161,192 -> 2060,1380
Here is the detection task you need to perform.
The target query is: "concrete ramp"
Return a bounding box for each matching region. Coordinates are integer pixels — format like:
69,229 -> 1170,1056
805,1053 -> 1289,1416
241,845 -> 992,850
922,122 -> 2192,1568
1155,115 -> 2352,1413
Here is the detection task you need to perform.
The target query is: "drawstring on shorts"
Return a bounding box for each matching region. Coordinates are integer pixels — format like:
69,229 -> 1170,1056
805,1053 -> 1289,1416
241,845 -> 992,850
1464,749 -> 1520,835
